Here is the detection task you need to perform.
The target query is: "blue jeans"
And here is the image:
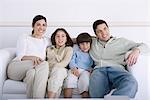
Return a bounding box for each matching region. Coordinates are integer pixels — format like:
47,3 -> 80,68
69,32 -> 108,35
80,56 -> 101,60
89,66 -> 138,98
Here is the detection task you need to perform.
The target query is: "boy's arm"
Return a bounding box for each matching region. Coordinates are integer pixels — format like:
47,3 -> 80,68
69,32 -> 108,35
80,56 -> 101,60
69,50 -> 79,69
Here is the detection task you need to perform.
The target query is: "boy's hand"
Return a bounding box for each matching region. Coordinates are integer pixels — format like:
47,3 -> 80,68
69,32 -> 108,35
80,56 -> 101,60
71,67 -> 80,77
89,69 -> 93,73
87,69 -> 93,75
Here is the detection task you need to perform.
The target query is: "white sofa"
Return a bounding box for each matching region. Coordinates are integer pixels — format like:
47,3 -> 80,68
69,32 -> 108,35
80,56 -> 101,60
0,47 -> 82,100
0,47 -> 149,100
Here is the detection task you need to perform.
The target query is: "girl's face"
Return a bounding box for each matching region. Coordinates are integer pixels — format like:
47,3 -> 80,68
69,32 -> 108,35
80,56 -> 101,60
79,42 -> 91,53
32,19 -> 47,38
55,30 -> 67,48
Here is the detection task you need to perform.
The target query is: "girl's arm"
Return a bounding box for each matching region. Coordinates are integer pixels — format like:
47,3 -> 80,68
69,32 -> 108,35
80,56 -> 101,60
54,47 -> 73,68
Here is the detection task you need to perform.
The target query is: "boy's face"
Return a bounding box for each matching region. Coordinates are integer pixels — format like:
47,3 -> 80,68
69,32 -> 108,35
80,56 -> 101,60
79,42 -> 91,53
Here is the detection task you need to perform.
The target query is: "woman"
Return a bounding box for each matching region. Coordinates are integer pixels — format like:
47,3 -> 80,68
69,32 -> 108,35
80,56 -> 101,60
7,15 -> 50,98
46,28 -> 73,98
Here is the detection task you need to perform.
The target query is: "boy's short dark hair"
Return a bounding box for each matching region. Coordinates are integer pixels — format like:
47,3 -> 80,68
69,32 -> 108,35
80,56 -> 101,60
77,32 -> 92,45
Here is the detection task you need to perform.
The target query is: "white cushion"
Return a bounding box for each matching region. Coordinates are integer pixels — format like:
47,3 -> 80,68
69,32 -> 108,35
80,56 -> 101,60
2,94 -> 27,100
3,79 -> 26,94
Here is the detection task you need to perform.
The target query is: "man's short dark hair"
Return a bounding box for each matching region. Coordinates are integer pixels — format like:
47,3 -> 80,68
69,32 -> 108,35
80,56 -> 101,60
93,19 -> 108,34
77,32 -> 92,45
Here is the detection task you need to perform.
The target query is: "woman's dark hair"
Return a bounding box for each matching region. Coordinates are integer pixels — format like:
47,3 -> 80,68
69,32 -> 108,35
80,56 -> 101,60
32,15 -> 47,34
51,28 -> 73,47
77,32 -> 92,46
93,19 -> 108,34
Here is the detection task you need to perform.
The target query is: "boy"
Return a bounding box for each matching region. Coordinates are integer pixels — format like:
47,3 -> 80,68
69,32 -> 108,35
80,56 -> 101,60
64,32 -> 93,98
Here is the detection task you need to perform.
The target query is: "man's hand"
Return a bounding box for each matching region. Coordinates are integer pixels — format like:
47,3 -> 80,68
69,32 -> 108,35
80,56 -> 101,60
71,67 -> 80,77
126,48 -> 140,66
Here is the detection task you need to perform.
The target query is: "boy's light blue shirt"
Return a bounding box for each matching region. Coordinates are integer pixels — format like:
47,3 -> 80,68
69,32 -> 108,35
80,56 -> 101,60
69,46 -> 93,70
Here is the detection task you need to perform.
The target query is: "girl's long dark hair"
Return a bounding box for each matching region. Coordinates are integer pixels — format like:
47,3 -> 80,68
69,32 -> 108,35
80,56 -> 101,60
51,28 -> 73,47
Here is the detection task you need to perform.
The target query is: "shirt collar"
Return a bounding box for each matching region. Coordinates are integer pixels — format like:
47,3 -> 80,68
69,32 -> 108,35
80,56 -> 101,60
97,36 -> 116,46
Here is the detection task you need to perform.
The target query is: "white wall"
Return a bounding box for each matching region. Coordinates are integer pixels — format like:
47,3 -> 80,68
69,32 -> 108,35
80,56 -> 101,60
0,0 -> 149,22
0,26 -> 150,49
0,0 -> 150,49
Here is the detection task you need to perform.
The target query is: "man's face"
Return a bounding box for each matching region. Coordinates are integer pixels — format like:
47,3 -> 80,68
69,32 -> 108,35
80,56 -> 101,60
95,23 -> 111,42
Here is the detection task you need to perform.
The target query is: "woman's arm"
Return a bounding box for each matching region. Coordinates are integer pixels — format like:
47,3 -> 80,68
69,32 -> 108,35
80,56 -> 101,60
21,56 -> 43,66
16,35 -> 27,60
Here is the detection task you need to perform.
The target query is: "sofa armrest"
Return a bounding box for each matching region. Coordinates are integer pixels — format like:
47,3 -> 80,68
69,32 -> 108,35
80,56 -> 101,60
127,54 -> 150,99
0,48 -> 16,95
127,54 -> 149,78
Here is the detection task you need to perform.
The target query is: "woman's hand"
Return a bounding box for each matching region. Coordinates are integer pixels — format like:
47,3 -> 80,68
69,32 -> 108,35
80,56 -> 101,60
21,56 -> 44,66
31,57 -> 43,66
71,67 -> 80,77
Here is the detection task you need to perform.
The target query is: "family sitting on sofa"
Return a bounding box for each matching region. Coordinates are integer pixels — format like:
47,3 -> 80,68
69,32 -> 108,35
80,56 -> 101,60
7,15 -> 149,99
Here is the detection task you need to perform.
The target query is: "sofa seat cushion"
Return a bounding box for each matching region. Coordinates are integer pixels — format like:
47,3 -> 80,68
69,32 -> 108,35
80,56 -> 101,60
72,88 -> 80,95
60,88 -> 81,98
3,79 -> 26,94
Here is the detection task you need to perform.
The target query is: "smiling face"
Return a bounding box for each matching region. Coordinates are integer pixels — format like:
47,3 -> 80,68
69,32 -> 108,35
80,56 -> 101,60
96,23 -> 111,42
79,42 -> 91,53
55,30 -> 67,48
32,19 -> 47,38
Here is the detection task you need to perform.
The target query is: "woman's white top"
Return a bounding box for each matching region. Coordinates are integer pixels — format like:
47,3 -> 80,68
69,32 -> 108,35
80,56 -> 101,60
14,34 -> 50,61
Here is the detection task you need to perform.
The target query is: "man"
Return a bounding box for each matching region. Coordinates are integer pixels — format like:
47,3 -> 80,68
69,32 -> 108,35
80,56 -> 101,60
89,20 -> 149,98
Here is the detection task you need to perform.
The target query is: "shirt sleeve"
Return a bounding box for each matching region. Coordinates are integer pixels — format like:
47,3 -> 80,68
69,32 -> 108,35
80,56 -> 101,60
123,38 -> 150,54
54,47 -> 73,68
15,34 -> 27,60
44,36 -> 51,47
89,60 -> 94,70
69,50 -> 79,69
46,46 -> 56,60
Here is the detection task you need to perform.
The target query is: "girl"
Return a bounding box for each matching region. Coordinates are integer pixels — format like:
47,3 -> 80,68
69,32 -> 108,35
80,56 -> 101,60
46,28 -> 73,98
